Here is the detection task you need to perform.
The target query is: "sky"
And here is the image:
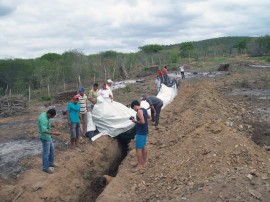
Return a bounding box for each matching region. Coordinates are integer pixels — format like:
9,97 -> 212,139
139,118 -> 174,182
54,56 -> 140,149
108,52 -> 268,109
0,0 -> 269,59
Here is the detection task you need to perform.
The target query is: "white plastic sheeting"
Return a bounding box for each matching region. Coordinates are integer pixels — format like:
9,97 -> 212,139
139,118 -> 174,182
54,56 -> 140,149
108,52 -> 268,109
140,83 -> 178,111
88,83 -> 178,139
91,96 -> 136,138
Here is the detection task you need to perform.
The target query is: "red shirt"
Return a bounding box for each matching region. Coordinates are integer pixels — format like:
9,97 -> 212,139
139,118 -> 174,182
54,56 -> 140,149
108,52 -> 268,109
163,68 -> 168,74
157,70 -> 163,77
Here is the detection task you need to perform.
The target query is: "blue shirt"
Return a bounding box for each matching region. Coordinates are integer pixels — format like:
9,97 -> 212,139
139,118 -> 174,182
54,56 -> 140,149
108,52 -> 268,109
67,102 -> 81,123
136,108 -> 148,135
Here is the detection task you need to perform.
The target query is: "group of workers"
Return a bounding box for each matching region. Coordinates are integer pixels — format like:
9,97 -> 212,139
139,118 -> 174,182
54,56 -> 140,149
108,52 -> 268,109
38,65 -> 186,174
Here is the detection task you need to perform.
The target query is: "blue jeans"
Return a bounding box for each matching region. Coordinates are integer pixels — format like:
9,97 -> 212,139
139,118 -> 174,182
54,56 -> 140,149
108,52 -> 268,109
40,138 -> 54,171
70,122 -> 80,138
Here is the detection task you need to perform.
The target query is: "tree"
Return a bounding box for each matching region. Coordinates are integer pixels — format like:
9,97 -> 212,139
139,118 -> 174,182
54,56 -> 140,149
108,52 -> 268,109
179,42 -> 194,59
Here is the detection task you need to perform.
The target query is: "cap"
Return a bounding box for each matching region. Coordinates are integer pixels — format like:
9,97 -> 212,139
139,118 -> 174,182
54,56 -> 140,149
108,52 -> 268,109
79,87 -> 85,92
107,79 -> 113,83
73,95 -> 79,99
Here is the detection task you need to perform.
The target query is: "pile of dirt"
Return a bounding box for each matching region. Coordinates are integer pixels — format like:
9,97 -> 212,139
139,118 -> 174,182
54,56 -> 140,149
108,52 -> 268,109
97,78 -> 270,202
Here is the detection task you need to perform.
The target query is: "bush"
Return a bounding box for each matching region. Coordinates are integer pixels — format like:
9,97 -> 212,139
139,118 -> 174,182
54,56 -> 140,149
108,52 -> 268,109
39,96 -> 52,101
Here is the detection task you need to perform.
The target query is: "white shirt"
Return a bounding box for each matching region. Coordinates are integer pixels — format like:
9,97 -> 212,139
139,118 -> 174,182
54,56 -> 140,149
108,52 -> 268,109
99,89 -> 112,99
180,66 -> 184,72
155,78 -> 161,88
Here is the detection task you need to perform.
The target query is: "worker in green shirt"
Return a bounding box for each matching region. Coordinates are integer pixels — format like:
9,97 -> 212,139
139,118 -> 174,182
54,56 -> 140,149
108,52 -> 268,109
38,108 -> 61,174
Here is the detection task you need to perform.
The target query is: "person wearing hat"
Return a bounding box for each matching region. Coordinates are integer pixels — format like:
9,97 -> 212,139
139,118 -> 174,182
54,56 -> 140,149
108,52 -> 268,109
38,108 -> 61,174
106,79 -> 113,100
66,95 -> 81,148
99,82 -> 113,102
141,94 -> 163,130
78,87 -> 88,136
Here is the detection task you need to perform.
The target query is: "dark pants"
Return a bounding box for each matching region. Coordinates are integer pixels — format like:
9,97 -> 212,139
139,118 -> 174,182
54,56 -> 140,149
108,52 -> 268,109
181,71 -> 185,79
151,103 -> 163,127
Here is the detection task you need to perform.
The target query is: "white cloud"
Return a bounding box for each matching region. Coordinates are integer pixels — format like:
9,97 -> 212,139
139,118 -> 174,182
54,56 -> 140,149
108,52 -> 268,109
0,0 -> 269,59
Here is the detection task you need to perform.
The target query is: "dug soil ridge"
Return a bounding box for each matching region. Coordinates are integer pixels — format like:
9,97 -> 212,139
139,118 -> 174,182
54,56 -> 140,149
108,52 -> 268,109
97,79 -> 270,202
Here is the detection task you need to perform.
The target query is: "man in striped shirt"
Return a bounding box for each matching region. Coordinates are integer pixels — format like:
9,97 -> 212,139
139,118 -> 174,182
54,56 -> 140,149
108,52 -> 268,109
78,87 -> 88,136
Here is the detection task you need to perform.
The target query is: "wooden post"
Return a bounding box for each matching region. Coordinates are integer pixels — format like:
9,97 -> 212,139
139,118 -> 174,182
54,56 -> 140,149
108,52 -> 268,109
113,68 -> 116,80
28,85 -> 31,101
47,84 -> 50,97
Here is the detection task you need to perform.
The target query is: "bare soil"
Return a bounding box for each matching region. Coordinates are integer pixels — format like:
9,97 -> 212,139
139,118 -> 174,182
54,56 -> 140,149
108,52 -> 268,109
0,64 -> 270,202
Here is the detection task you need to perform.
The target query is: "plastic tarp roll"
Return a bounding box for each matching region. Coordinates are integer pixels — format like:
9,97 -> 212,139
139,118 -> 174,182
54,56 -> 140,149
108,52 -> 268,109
91,96 -> 136,137
141,83 -> 178,111
157,83 -> 178,109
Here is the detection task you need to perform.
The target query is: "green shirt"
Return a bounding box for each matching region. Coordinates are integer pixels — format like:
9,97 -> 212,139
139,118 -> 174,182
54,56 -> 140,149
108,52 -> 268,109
38,112 -> 52,140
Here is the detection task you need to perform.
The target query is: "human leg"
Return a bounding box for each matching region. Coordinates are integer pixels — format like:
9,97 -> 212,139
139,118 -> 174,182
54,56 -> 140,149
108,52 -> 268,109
155,103 -> 163,127
48,140 -> 54,166
75,122 -> 80,146
41,139 -> 50,171
142,146 -> 148,165
70,123 -> 76,148
135,134 -> 147,168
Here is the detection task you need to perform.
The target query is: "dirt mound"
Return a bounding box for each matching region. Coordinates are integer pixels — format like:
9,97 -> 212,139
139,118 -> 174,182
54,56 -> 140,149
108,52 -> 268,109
97,79 -> 270,202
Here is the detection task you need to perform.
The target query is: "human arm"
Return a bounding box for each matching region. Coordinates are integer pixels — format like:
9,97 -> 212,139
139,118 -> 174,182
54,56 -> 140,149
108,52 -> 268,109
131,109 -> 145,124
66,110 -> 71,126
45,131 -> 61,136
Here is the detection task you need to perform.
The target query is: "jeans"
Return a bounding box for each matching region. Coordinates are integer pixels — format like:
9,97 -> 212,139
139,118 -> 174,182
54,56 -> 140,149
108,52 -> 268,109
70,122 -> 80,138
40,138 -> 54,171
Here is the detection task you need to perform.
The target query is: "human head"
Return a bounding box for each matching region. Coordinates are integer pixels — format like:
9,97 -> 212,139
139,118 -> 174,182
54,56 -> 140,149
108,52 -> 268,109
79,87 -> 85,96
130,100 -> 140,111
106,79 -> 113,86
73,95 -> 79,104
47,108 -> 56,118
102,83 -> 107,89
93,83 -> 99,91
141,94 -> 146,101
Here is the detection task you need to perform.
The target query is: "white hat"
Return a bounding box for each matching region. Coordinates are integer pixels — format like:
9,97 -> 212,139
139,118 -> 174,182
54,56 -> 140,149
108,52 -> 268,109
107,79 -> 113,83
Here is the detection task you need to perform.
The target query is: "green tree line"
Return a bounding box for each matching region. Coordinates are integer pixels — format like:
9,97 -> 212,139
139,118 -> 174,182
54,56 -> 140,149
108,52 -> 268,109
0,35 -> 269,98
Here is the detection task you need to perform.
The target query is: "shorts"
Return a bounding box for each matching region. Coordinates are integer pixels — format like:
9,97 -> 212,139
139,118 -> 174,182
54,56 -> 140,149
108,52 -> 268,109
135,134 -> 148,149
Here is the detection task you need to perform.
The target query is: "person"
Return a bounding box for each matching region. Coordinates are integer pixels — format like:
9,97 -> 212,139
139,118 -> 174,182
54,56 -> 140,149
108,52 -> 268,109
180,65 -> 185,79
162,66 -> 169,85
67,95 -> 81,148
38,108 -> 61,174
141,94 -> 163,130
163,66 -> 168,74
154,76 -> 161,94
99,83 -> 113,102
130,100 -> 151,170
78,88 -> 88,136
106,79 -> 113,99
98,175 -> 114,187
157,69 -> 164,83
88,83 -> 99,109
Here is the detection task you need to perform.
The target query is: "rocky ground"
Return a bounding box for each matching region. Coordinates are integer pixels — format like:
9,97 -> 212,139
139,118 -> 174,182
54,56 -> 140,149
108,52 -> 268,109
0,62 -> 270,202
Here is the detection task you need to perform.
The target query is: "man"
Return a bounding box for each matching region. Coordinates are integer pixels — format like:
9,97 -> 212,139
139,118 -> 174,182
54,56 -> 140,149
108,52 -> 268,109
78,87 -> 88,136
88,83 -> 99,109
141,94 -> 163,130
180,65 -> 185,79
99,83 -> 113,102
155,76 -> 161,94
67,95 -> 81,148
106,79 -> 113,99
38,108 -> 61,174
130,100 -> 151,170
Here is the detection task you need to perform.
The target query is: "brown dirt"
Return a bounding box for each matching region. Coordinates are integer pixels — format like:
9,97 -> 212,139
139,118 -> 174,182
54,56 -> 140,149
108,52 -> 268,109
1,67 -> 270,202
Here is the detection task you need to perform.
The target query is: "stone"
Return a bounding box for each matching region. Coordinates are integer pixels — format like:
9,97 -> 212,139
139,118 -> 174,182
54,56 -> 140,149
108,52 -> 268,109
248,189 -> 262,199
